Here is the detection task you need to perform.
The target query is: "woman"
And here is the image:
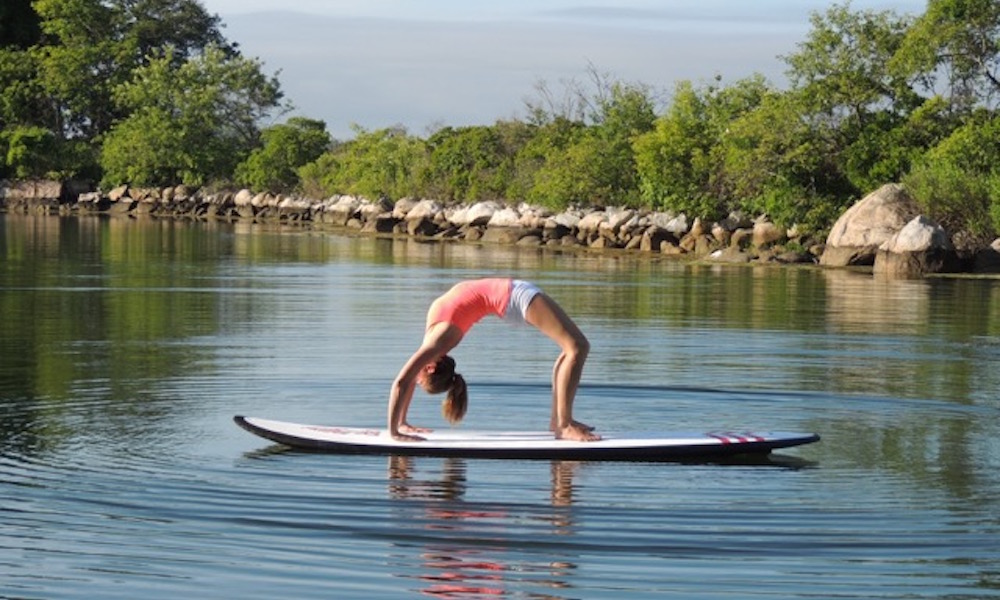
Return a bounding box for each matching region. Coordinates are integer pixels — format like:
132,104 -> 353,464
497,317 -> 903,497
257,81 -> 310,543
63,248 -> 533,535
388,278 -> 600,442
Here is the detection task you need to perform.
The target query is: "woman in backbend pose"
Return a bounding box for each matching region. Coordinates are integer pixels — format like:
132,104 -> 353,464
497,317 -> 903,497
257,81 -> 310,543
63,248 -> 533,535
388,278 -> 599,443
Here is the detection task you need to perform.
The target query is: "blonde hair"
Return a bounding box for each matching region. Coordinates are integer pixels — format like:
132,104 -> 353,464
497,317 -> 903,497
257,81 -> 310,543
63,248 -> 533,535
423,355 -> 468,424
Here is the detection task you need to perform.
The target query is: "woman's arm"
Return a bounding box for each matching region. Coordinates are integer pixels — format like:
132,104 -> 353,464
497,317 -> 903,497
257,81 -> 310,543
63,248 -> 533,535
387,324 -> 462,441
388,345 -> 438,441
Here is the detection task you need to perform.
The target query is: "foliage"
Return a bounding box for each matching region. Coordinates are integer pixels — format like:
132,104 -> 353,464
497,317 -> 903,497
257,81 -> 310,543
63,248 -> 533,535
100,45 -> 284,187
298,126 -> 426,199
892,0 -> 1000,111
2,125 -> 58,178
520,76 -> 657,209
1,0 -> 250,179
420,125 -> 513,201
235,117 -> 330,192
904,111 -> 1000,243
634,77 -> 771,218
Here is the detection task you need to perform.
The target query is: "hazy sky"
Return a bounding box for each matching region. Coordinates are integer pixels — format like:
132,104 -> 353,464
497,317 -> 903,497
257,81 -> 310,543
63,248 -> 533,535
198,1 -> 928,138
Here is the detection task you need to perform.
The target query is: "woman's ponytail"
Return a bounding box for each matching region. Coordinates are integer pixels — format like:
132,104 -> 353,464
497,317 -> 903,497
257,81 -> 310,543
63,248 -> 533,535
423,355 -> 469,424
441,373 -> 468,424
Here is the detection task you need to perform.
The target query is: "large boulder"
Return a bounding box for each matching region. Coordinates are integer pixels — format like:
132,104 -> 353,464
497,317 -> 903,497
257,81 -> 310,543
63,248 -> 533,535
873,216 -> 957,278
821,184 -> 921,267
449,200 -> 500,227
403,199 -> 442,222
486,206 -> 521,228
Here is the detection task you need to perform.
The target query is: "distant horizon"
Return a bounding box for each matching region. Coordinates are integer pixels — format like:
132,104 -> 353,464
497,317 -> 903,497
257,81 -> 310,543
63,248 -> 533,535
201,1 -> 928,139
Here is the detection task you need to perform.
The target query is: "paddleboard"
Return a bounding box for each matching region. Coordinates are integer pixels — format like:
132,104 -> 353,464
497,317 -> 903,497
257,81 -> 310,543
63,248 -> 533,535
234,416 -> 820,460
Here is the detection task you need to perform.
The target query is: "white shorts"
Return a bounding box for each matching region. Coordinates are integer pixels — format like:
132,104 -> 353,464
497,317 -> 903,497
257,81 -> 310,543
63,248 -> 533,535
504,280 -> 542,325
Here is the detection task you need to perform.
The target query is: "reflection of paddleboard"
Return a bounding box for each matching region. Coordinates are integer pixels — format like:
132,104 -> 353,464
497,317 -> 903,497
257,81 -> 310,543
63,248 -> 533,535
234,416 -> 820,460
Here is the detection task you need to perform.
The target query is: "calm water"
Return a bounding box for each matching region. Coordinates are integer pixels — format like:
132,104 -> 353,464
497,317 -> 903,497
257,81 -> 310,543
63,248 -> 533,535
1,213 -> 998,599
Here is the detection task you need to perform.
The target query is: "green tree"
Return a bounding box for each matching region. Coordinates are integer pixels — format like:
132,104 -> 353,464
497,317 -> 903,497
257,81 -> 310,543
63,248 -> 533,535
298,126 -> 426,199
892,0 -> 1000,111
113,0 -> 234,68
634,76 -> 769,218
32,0 -> 127,140
100,45 -> 284,187
718,90 -> 847,228
0,0 -> 240,178
234,117 -> 330,192
783,3 -> 916,194
904,111 -> 1000,247
421,125 -> 512,201
519,73 -> 656,209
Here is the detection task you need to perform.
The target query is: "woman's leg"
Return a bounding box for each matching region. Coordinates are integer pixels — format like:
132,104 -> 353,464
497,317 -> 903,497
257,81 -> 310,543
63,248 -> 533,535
525,294 -> 599,442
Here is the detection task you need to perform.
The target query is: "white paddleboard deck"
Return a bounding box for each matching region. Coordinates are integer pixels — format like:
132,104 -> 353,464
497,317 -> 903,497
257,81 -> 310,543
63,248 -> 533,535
234,416 -> 820,460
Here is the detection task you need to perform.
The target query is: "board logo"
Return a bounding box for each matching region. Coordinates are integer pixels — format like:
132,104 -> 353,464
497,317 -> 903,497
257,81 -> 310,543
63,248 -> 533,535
707,431 -> 766,444
306,426 -> 381,436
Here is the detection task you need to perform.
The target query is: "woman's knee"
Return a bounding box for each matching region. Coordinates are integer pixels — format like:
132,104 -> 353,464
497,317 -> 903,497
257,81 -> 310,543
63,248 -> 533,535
567,335 -> 589,361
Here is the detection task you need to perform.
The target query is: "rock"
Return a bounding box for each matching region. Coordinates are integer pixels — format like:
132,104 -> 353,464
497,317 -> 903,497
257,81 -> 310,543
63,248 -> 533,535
392,197 -> 420,219
487,207 -> 521,228
821,183 -> 920,267
363,214 -> 397,233
463,226 -> 485,242
404,199 -> 441,221
708,247 -> 751,263
775,251 -> 816,264
108,185 -> 130,202
604,208 -> 635,233
553,211 -> 582,229
731,228 -> 753,250
480,227 -> 522,245
407,217 -> 439,236
278,196 -> 312,217
640,226 -> 675,253
577,211 -> 608,231
589,236 -> 619,249
873,216 -> 957,277
660,241 -> 684,255
450,200 -> 499,226
359,197 -> 393,221
1,179 -> 64,203
752,220 -> 786,248
710,222 -> 730,245
233,189 -> 254,207
516,232 -> 543,246
688,217 -> 705,238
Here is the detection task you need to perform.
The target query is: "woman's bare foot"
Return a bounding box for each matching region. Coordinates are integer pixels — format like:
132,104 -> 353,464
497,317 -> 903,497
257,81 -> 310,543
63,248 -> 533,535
555,424 -> 601,442
550,419 -> 595,433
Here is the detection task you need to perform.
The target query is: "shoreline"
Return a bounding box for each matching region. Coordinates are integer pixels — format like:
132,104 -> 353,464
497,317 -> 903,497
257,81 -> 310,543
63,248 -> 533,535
4,179 -> 1000,276
0,181 -> 823,267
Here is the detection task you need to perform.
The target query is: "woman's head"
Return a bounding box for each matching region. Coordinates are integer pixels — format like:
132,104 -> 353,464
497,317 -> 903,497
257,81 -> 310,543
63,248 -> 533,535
419,355 -> 468,424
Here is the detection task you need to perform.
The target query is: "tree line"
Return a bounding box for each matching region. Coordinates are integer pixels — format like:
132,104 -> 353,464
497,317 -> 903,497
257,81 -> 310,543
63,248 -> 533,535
1,0 -> 998,245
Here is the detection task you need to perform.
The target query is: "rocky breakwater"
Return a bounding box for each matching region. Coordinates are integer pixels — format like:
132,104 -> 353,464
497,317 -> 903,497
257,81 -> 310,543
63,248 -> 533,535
5,179 -> 1000,276
1,179 -> 824,264
313,195 -> 822,264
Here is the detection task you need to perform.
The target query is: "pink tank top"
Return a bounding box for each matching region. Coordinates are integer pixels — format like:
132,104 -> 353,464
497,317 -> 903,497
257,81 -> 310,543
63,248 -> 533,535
426,278 -> 512,334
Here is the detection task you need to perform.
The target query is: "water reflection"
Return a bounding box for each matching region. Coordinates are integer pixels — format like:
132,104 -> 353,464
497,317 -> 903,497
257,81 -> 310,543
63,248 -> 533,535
822,268 -> 932,335
387,456 -> 578,598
